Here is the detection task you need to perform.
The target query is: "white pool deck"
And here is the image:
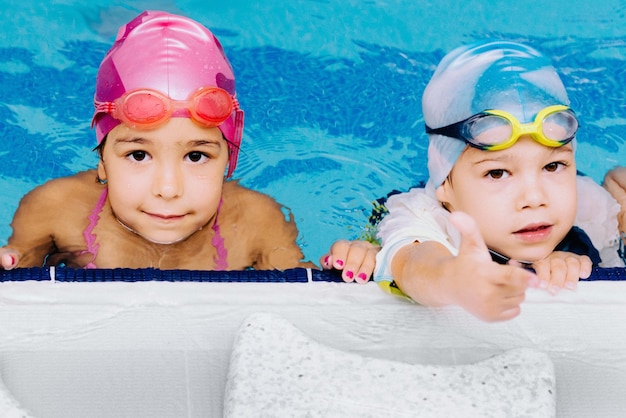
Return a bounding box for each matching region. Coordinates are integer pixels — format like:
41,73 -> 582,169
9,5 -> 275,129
0,269 -> 624,417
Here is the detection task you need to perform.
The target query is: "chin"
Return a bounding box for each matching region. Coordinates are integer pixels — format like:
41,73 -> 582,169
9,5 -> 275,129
513,247 -> 555,263
139,232 -> 191,245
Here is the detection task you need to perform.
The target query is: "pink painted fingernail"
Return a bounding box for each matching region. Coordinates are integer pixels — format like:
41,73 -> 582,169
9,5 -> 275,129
357,273 -> 367,282
336,259 -> 344,267
323,256 -> 330,267
346,270 -> 354,279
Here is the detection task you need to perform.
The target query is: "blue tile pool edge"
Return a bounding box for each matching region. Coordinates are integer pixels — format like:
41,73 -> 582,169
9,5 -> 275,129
0,266 -> 623,283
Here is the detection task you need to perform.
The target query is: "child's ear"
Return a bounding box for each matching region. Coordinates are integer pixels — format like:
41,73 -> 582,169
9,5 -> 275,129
97,160 -> 107,182
435,179 -> 453,210
435,180 -> 448,201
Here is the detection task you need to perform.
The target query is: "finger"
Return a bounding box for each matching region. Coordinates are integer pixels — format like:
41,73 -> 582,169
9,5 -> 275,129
355,246 -> 378,284
531,259 -> 552,291
500,266 -> 535,294
321,240 -> 351,271
319,253 -> 332,269
564,255 -> 590,290
563,257 -> 580,291
508,259 -> 541,288
577,255 -> 593,280
495,285 -> 527,318
498,306 -> 522,321
341,253 -> 361,283
489,278 -> 529,321
449,211 -> 490,262
341,241 -> 378,283
329,240 -> 351,271
471,293 -> 524,322
1,251 -> 17,270
546,258 -> 567,295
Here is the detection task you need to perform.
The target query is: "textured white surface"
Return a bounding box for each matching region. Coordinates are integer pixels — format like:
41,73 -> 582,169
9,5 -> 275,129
0,279 -> 624,417
224,312 -> 556,417
0,375 -> 33,418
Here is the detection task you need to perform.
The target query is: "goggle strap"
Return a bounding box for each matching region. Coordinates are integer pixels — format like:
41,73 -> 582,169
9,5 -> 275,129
94,100 -> 116,114
232,96 -> 241,111
91,100 -> 117,128
227,108 -> 244,178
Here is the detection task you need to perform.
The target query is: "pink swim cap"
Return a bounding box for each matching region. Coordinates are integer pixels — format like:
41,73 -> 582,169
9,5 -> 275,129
92,10 -> 244,178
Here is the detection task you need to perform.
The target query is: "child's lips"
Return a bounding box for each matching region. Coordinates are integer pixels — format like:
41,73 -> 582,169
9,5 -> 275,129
513,223 -> 553,242
146,212 -> 186,222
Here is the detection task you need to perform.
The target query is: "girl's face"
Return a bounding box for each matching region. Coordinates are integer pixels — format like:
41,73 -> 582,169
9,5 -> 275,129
436,136 -> 577,262
98,118 -> 229,244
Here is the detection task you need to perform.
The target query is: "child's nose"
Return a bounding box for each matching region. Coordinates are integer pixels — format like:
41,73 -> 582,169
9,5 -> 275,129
153,163 -> 183,199
518,174 -> 548,209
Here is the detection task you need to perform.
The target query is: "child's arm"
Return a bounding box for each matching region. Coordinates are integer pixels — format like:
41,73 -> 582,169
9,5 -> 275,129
0,183 -> 61,269
602,166 -> 626,232
227,183 -> 316,270
258,215 -> 317,270
0,171 -> 100,269
320,240 -> 379,283
391,212 -> 538,322
256,203 -> 316,270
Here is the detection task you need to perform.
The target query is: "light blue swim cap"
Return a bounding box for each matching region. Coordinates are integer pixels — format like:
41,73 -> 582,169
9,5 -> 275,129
423,41 -> 572,187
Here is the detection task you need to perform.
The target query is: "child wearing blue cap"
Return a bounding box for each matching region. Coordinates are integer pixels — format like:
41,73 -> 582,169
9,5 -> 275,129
373,41 -> 623,322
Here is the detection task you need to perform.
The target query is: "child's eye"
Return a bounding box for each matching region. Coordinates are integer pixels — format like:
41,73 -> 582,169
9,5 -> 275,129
186,151 -> 209,163
128,150 -> 149,162
486,169 -> 509,180
544,161 -> 567,172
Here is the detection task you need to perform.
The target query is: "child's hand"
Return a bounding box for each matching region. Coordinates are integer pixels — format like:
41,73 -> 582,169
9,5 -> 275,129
530,251 -> 592,295
603,166 -> 626,231
446,212 -> 539,322
0,248 -> 19,270
320,240 -> 380,283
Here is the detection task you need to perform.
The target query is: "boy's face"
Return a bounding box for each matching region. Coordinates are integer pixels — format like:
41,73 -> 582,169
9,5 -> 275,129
436,136 -> 577,262
98,118 -> 229,244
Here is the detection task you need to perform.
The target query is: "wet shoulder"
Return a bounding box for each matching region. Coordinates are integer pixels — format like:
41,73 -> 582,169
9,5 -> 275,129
222,180 -> 283,206
22,170 -> 104,205
221,181 -> 286,221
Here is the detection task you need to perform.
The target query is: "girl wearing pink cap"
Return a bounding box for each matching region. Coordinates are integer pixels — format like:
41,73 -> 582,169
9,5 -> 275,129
0,11 -> 377,274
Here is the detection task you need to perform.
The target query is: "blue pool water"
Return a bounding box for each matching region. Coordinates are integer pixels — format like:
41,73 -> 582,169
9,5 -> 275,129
2,0 -> 626,262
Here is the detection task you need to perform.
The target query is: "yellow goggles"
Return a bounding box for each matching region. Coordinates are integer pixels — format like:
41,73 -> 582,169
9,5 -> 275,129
425,105 -> 578,151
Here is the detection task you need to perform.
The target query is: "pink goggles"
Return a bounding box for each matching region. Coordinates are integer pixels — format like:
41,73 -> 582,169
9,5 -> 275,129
92,87 -> 240,130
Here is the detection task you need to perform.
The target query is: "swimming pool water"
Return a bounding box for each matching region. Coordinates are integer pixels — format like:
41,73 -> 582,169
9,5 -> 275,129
2,0 -> 626,262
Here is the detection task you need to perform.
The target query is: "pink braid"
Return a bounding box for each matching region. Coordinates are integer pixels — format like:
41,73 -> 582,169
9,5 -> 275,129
211,198 -> 228,270
81,187 -> 108,269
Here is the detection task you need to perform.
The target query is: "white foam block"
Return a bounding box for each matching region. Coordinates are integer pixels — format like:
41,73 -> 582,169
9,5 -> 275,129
224,312 -> 556,417
0,279 -> 624,416
0,375 -> 33,418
